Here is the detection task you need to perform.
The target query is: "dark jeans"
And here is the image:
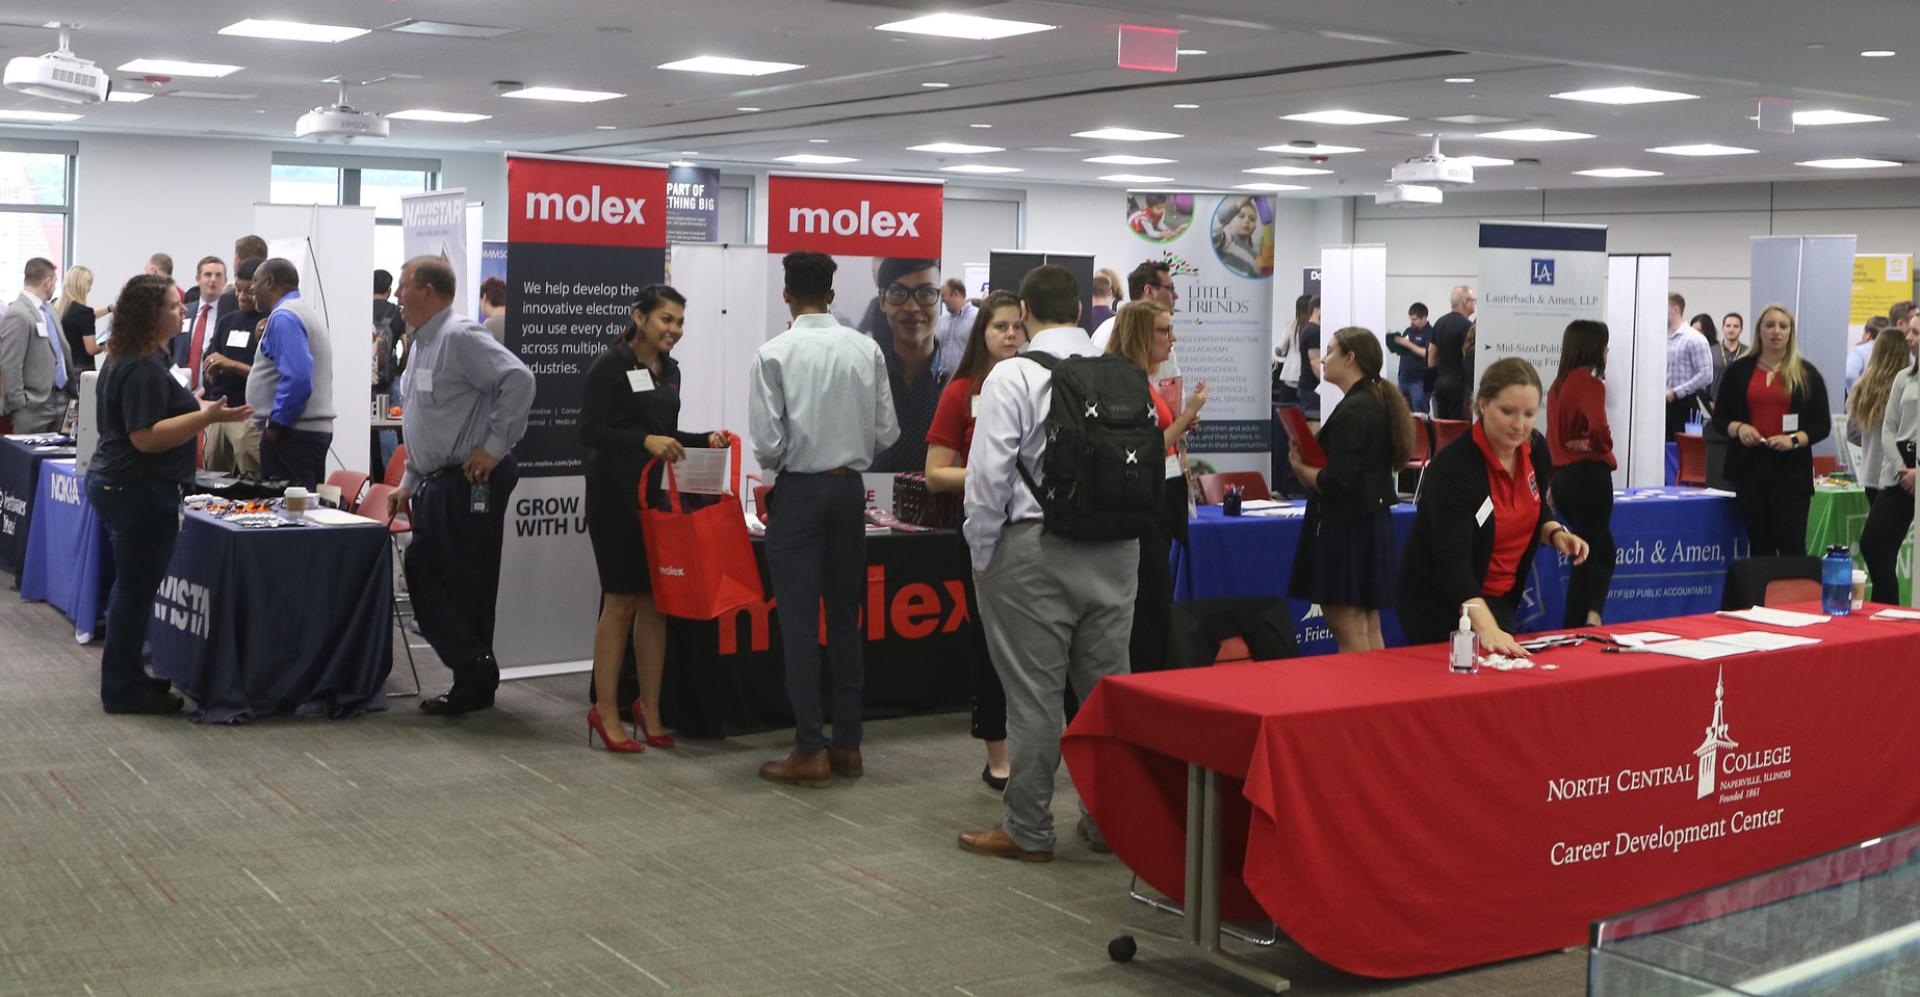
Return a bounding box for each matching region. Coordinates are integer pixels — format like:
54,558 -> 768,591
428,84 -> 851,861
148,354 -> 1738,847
261,426 -> 331,488
1398,379 -> 1428,417
1861,485 -> 1914,605
87,474 -> 181,711
404,456 -> 518,674
765,472 -> 866,755
1551,461 -> 1616,627
1431,374 -> 1466,420
1734,482 -> 1812,557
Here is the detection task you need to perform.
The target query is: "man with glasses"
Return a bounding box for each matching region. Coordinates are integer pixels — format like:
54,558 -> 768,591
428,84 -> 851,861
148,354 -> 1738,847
865,257 -> 949,472
1092,260 -> 1182,381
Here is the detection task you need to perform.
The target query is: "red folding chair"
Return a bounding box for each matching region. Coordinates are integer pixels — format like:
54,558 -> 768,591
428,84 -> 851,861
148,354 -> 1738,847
382,444 -> 408,487
360,483 -> 420,697
325,470 -> 369,512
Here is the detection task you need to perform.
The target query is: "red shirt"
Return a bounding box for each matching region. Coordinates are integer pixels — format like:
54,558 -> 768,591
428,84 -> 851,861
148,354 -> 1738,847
1152,389 -> 1177,457
1746,365 -> 1791,438
925,375 -> 979,464
1547,367 -> 1615,470
1473,421 -> 1541,598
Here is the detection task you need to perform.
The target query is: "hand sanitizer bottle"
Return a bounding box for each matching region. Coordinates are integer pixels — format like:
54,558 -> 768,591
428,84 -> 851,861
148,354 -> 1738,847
1449,604 -> 1479,675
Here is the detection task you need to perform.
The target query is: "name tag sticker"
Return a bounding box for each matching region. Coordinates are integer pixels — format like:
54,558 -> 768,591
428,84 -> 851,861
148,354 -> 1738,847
1164,454 -> 1181,479
415,369 -> 433,393
969,394 -> 979,416
225,330 -> 249,349
1476,496 -> 1494,527
1782,413 -> 1800,433
627,368 -> 656,392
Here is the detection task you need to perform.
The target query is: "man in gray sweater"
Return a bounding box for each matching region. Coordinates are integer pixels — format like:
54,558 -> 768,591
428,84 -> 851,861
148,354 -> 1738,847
247,258 -> 334,488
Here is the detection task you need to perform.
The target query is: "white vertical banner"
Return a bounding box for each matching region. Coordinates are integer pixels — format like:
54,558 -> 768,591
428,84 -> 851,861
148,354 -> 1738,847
1606,254 -> 1672,488
1317,244 -> 1387,414
464,201 -> 485,319
670,242 -> 769,479
253,203 -> 374,479
1476,221 -> 1608,379
400,188 -> 469,315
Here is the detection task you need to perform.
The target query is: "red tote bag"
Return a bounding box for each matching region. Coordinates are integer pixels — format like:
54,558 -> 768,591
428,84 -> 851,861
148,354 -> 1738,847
637,433 -> 764,619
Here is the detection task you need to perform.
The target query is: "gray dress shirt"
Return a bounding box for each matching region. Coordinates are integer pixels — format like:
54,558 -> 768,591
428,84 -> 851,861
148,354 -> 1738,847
749,312 -> 899,473
397,307 -> 536,491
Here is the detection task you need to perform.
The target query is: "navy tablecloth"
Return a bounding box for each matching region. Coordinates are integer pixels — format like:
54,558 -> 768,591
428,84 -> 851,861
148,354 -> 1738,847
0,437 -> 70,579
148,509 -> 393,723
19,460 -> 109,642
1174,486 -> 1747,656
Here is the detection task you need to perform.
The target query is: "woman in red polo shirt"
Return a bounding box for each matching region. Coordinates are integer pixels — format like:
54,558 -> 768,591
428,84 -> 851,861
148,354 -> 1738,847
1710,304 -> 1832,556
925,290 -> 1026,790
1547,320 -> 1616,628
1398,358 -> 1590,656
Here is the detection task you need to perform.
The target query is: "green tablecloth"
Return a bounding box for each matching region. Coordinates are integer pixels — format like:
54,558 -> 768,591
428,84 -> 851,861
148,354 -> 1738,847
1808,486 -> 1913,604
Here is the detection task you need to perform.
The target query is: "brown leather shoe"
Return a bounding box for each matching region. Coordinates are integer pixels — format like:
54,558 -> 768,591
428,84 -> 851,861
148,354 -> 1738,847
758,750 -> 831,788
958,825 -> 1053,862
827,747 -> 863,778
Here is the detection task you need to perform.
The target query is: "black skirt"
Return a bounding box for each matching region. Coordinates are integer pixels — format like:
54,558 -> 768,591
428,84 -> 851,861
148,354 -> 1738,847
585,471 -> 650,594
1288,502 -> 1396,610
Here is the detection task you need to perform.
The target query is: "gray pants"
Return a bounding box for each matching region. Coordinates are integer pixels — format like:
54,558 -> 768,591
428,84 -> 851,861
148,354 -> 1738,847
977,521 -> 1138,852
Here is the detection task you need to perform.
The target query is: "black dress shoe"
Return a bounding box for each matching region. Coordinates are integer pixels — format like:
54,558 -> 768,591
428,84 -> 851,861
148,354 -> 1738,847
106,691 -> 184,716
981,764 -> 1008,792
419,689 -> 492,716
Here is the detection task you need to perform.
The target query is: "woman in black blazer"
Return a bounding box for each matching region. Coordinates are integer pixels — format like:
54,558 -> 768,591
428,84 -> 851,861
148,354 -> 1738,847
1709,304 -> 1831,557
1399,358 -> 1590,656
1288,327 -> 1412,652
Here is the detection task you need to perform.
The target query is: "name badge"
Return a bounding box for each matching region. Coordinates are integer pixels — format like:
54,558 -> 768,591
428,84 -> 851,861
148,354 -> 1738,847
1475,496 -> 1494,527
35,321 -> 49,338
415,369 -> 434,393
225,330 -> 250,349
1782,413 -> 1800,433
1164,453 -> 1181,479
970,394 -> 979,416
627,368 -> 656,392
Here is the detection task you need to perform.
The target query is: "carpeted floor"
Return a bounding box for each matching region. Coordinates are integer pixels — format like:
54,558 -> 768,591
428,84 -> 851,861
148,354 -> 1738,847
0,582 -> 1585,996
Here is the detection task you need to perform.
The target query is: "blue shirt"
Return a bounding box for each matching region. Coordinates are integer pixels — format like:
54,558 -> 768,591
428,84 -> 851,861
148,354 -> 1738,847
398,307 -> 536,491
260,290 -> 313,427
749,312 -> 899,473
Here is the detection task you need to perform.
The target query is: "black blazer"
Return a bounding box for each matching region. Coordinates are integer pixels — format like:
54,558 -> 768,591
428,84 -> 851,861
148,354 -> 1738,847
579,342 -> 709,495
1708,355 -> 1830,494
1397,428 -> 1553,643
1309,381 -> 1398,524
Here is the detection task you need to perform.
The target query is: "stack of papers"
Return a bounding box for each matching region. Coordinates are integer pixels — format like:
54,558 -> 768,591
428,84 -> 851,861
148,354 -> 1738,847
303,508 -> 377,527
1237,499 -> 1286,511
1622,630 -> 1823,660
1717,607 -> 1830,628
1243,505 -> 1307,518
1611,631 -> 1681,647
1871,608 -> 1920,622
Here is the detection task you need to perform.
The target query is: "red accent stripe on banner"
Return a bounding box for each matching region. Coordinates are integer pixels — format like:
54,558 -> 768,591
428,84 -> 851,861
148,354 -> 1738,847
768,175 -> 943,257
509,156 -> 668,248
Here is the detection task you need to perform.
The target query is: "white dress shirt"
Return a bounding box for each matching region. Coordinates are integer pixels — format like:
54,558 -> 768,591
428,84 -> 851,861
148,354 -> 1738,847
963,324 -> 1101,572
935,301 -> 976,377
750,312 -> 900,473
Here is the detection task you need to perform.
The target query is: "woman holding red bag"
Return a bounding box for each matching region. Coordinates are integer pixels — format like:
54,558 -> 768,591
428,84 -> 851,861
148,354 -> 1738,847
580,285 -> 726,753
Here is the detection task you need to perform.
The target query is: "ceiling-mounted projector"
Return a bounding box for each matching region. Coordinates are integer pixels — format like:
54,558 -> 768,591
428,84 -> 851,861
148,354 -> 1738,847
1374,184 -> 1443,207
3,25 -> 107,104
1389,135 -> 1475,188
296,82 -> 388,142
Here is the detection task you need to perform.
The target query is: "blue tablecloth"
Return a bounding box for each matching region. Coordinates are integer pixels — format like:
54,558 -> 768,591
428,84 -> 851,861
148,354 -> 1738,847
19,460 -> 110,642
1173,487 -> 1747,656
0,437 -> 71,580
148,509 -> 394,723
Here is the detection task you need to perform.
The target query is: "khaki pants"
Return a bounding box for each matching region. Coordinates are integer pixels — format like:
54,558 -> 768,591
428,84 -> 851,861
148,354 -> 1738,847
202,419 -> 261,477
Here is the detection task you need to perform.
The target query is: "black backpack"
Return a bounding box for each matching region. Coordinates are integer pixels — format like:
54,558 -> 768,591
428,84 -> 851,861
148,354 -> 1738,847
1014,352 -> 1165,541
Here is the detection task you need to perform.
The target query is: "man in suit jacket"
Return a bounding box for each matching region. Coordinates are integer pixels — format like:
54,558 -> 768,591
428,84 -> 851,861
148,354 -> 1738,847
0,257 -> 71,434
174,256 -> 232,384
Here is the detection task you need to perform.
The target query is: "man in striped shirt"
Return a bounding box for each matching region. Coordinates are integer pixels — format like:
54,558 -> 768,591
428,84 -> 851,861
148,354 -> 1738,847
1666,291 -> 1711,439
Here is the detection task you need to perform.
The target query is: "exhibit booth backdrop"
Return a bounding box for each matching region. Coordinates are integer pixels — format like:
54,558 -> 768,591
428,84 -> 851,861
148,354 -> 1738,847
253,203 -> 374,481
1751,235 -> 1855,459
399,188 -> 468,316
1476,221 -> 1609,377
1317,245 -> 1388,416
1607,254 -> 1676,488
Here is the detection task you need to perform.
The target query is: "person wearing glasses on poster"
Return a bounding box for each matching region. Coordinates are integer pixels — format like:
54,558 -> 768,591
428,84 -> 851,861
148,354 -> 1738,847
865,257 -> 950,473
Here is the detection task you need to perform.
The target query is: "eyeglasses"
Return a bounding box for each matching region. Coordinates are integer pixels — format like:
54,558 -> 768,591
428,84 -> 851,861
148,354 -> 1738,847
884,283 -> 941,307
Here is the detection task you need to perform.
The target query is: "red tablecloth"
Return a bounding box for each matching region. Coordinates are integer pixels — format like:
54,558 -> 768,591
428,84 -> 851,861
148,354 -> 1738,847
1062,605 -> 1920,978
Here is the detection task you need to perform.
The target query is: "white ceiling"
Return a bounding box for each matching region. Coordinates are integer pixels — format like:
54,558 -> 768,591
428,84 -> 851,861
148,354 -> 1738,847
2,0 -> 1918,194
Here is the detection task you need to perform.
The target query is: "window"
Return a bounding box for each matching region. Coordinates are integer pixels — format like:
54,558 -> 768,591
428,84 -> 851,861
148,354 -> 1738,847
270,154 -> 438,274
0,142 -> 74,297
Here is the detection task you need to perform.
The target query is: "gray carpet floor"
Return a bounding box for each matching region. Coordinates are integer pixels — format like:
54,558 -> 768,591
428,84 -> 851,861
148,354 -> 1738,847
0,583 -> 1585,996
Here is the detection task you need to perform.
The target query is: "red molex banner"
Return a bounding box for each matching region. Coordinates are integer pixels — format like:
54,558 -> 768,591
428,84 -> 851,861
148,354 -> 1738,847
508,155 -> 667,248
767,174 -> 942,258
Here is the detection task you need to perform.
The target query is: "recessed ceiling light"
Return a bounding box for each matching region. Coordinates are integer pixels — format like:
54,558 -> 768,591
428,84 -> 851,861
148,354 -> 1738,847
909,142 -> 1003,154
0,109 -> 81,122
1793,108 -> 1890,126
484,140 -> 502,144
1450,156 -> 1516,167
1432,114 -> 1519,125
1478,128 -> 1595,142
106,92 -> 152,103
501,86 -> 624,103
1084,154 -> 1175,165
1646,143 -> 1757,156
669,160 -> 694,167
117,58 -> 243,78
1550,86 -> 1699,105
1173,103 -> 1199,109
876,13 -> 1056,41
1445,77 -> 1475,84
387,19 -> 517,39
1799,157 -> 1901,169
1072,127 -> 1181,141
1258,143 -> 1363,155
941,164 -> 1022,174
1236,182 -> 1309,191
969,122 -> 992,128
388,109 -> 493,123
1244,164 -> 1334,176
775,154 -> 858,164
595,125 -> 617,130
1573,168 -> 1664,178
736,106 -> 762,113
1280,109 -> 1407,125
1861,50 -> 1897,57
219,19 -> 368,43
1024,146 -> 1085,153
657,56 -> 805,76
1177,48 -> 1207,55
1098,174 -> 1175,183
920,82 -> 950,89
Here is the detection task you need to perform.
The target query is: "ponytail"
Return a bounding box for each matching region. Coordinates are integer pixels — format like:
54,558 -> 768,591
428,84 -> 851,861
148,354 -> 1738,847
1330,326 -> 1414,469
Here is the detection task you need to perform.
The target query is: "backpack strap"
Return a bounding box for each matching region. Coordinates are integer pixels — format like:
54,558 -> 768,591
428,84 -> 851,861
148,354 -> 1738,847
1010,352 -> 1060,503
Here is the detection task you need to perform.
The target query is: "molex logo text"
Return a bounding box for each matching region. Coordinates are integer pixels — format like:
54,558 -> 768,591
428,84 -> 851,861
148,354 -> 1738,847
524,184 -> 647,226
788,200 -> 921,239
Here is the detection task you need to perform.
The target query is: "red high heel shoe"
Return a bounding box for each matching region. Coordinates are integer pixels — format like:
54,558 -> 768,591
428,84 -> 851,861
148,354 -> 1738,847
630,698 -> 676,749
588,707 -> 645,753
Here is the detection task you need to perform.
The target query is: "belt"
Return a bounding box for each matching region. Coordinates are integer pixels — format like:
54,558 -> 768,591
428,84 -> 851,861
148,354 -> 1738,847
820,467 -> 858,478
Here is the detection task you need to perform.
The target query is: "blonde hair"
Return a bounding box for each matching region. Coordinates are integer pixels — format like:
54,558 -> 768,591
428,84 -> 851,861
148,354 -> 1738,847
54,264 -> 92,315
1848,326 -> 1909,431
1106,300 -> 1168,373
1097,267 -> 1125,304
1753,304 -> 1808,398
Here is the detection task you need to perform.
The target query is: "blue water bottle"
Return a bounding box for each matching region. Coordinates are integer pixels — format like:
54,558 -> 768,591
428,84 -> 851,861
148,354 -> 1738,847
1821,545 -> 1853,616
